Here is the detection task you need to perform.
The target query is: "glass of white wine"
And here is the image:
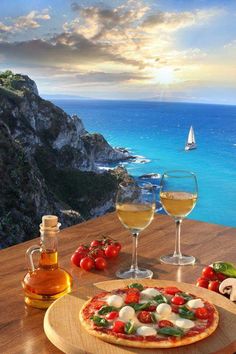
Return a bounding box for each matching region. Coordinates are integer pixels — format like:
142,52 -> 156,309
160,170 -> 198,265
116,181 -> 155,279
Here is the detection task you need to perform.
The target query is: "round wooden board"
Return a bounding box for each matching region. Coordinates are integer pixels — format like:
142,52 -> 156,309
44,279 -> 236,354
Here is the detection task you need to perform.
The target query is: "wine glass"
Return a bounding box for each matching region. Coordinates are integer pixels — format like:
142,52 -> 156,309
116,181 -> 155,279
159,170 -> 198,265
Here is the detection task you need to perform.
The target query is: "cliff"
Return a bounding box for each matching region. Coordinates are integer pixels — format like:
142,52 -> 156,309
0,71 -> 131,248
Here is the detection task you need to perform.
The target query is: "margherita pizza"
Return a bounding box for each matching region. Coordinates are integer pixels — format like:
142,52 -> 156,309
79,283 -> 219,348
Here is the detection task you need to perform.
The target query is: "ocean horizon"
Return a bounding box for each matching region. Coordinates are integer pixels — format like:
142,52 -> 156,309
52,99 -> 236,228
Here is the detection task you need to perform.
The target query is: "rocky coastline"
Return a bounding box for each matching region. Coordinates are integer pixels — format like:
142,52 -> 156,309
0,71 -> 132,248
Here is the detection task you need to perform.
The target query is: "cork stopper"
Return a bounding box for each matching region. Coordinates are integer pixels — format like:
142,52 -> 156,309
40,215 -> 60,233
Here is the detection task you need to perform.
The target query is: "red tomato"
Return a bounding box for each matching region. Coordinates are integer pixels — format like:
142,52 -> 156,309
202,266 -> 217,281
208,280 -> 220,293
165,287 -> 181,295
125,289 -> 140,304
196,277 -> 209,289
171,295 -> 186,305
104,244 -> 119,258
106,311 -> 119,320
71,252 -> 84,266
76,245 -> 89,254
92,301 -> 106,310
112,321 -> 125,333
89,247 -> 105,259
90,240 -> 102,247
146,305 -> 157,312
94,257 -> 107,270
158,320 -> 174,328
216,272 -> 227,282
114,242 -> 122,252
80,256 -> 95,271
195,308 -> 209,320
137,311 -> 153,323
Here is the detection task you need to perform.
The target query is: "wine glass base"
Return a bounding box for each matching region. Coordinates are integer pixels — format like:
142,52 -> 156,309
116,268 -> 153,279
160,254 -> 195,266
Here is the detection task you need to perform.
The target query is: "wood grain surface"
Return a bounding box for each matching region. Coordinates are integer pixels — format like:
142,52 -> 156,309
44,279 -> 236,354
0,212 -> 236,354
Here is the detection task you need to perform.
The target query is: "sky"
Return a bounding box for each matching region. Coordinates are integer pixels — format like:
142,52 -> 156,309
0,0 -> 236,104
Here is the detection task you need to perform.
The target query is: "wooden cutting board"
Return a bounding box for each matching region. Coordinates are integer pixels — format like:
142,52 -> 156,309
44,279 -> 236,354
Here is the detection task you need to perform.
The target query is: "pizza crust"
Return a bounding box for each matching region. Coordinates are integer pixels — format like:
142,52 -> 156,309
79,292 -> 219,349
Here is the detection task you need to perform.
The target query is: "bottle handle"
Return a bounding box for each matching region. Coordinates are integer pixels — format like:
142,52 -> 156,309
26,245 -> 41,271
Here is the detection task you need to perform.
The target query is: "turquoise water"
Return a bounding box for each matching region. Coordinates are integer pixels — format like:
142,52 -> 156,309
52,99 -> 236,227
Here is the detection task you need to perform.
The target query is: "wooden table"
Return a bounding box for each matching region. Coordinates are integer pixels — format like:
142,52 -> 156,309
0,212 -> 236,354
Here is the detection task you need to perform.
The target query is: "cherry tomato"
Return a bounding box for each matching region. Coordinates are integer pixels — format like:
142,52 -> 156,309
195,308 -> 209,320
165,287 -> 181,295
158,320 -> 174,328
90,240 -> 102,247
208,280 -> 220,293
95,257 -> 107,270
216,272 -> 227,282
112,321 -> 125,333
137,311 -> 153,323
80,256 -> 95,271
106,311 -> 119,320
89,247 -> 105,259
101,237 -> 113,246
125,288 -> 140,304
196,277 -> 209,289
202,266 -> 217,281
114,242 -> 122,252
71,252 -> 84,266
76,245 -> 89,254
104,244 -> 119,258
171,295 -> 186,305
146,305 -> 157,312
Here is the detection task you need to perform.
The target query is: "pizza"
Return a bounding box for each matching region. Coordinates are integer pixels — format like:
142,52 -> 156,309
79,283 -> 219,348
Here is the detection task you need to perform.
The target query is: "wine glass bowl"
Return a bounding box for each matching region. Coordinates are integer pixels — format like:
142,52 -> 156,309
116,182 -> 155,279
160,170 -> 198,265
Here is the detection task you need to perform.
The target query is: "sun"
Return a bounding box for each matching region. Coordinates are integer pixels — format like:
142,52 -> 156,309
157,67 -> 175,85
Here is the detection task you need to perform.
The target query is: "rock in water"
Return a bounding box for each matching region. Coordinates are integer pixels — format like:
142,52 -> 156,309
0,70 -> 130,248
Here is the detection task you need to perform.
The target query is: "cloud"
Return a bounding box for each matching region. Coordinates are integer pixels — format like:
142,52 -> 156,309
13,9 -> 51,30
75,71 -> 151,84
0,22 -> 12,33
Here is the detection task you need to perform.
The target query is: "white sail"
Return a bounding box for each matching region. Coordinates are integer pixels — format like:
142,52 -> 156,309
187,126 -> 195,144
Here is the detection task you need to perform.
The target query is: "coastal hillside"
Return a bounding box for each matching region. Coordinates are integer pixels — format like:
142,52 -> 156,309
0,71 -> 130,248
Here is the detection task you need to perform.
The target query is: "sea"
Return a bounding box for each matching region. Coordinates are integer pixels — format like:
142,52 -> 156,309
52,99 -> 236,228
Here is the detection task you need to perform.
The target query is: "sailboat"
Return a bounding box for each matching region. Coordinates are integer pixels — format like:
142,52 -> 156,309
185,126 -> 197,151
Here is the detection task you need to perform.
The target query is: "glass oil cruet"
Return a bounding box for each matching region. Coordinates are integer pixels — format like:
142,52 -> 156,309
22,215 -> 73,309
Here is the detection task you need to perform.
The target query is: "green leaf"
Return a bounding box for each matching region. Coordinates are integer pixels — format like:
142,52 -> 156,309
129,302 -> 151,311
128,283 -> 144,291
158,327 -> 184,337
177,292 -> 193,301
153,294 -> 168,304
90,315 -> 109,327
124,321 -> 136,334
151,312 -> 157,323
98,306 -> 117,315
178,306 -> 195,320
213,262 -> 236,278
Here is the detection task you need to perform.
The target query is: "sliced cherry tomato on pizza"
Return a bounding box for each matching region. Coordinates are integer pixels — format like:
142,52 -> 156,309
171,295 -> 186,305
158,320 -> 174,328
208,280 -> 220,293
146,305 -> 157,312
92,301 -> 106,310
125,288 -> 140,304
137,311 -> 153,323
202,266 -> 217,281
106,311 -> 119,320
165,287 -> 181,295
196,277 -> 209,288
195,307 -> 209,320
112,321 -> 125,333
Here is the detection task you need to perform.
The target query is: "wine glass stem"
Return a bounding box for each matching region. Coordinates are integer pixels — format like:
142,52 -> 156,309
173,219 -> 183,259
131,232 -> 139,273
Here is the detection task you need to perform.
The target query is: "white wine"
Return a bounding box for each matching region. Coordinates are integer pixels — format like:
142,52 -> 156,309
116,203 -> 155,231
160,191 -> 197,218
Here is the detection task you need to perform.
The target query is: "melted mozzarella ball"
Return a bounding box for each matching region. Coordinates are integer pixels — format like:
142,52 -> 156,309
156,303 -> 172,317
136,326 -> 157,337
141,288 -> 160,298
119,306 -> 135,322
187,299 -> 204,309
107,295 -> 124,308
175,318 -> 195,329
